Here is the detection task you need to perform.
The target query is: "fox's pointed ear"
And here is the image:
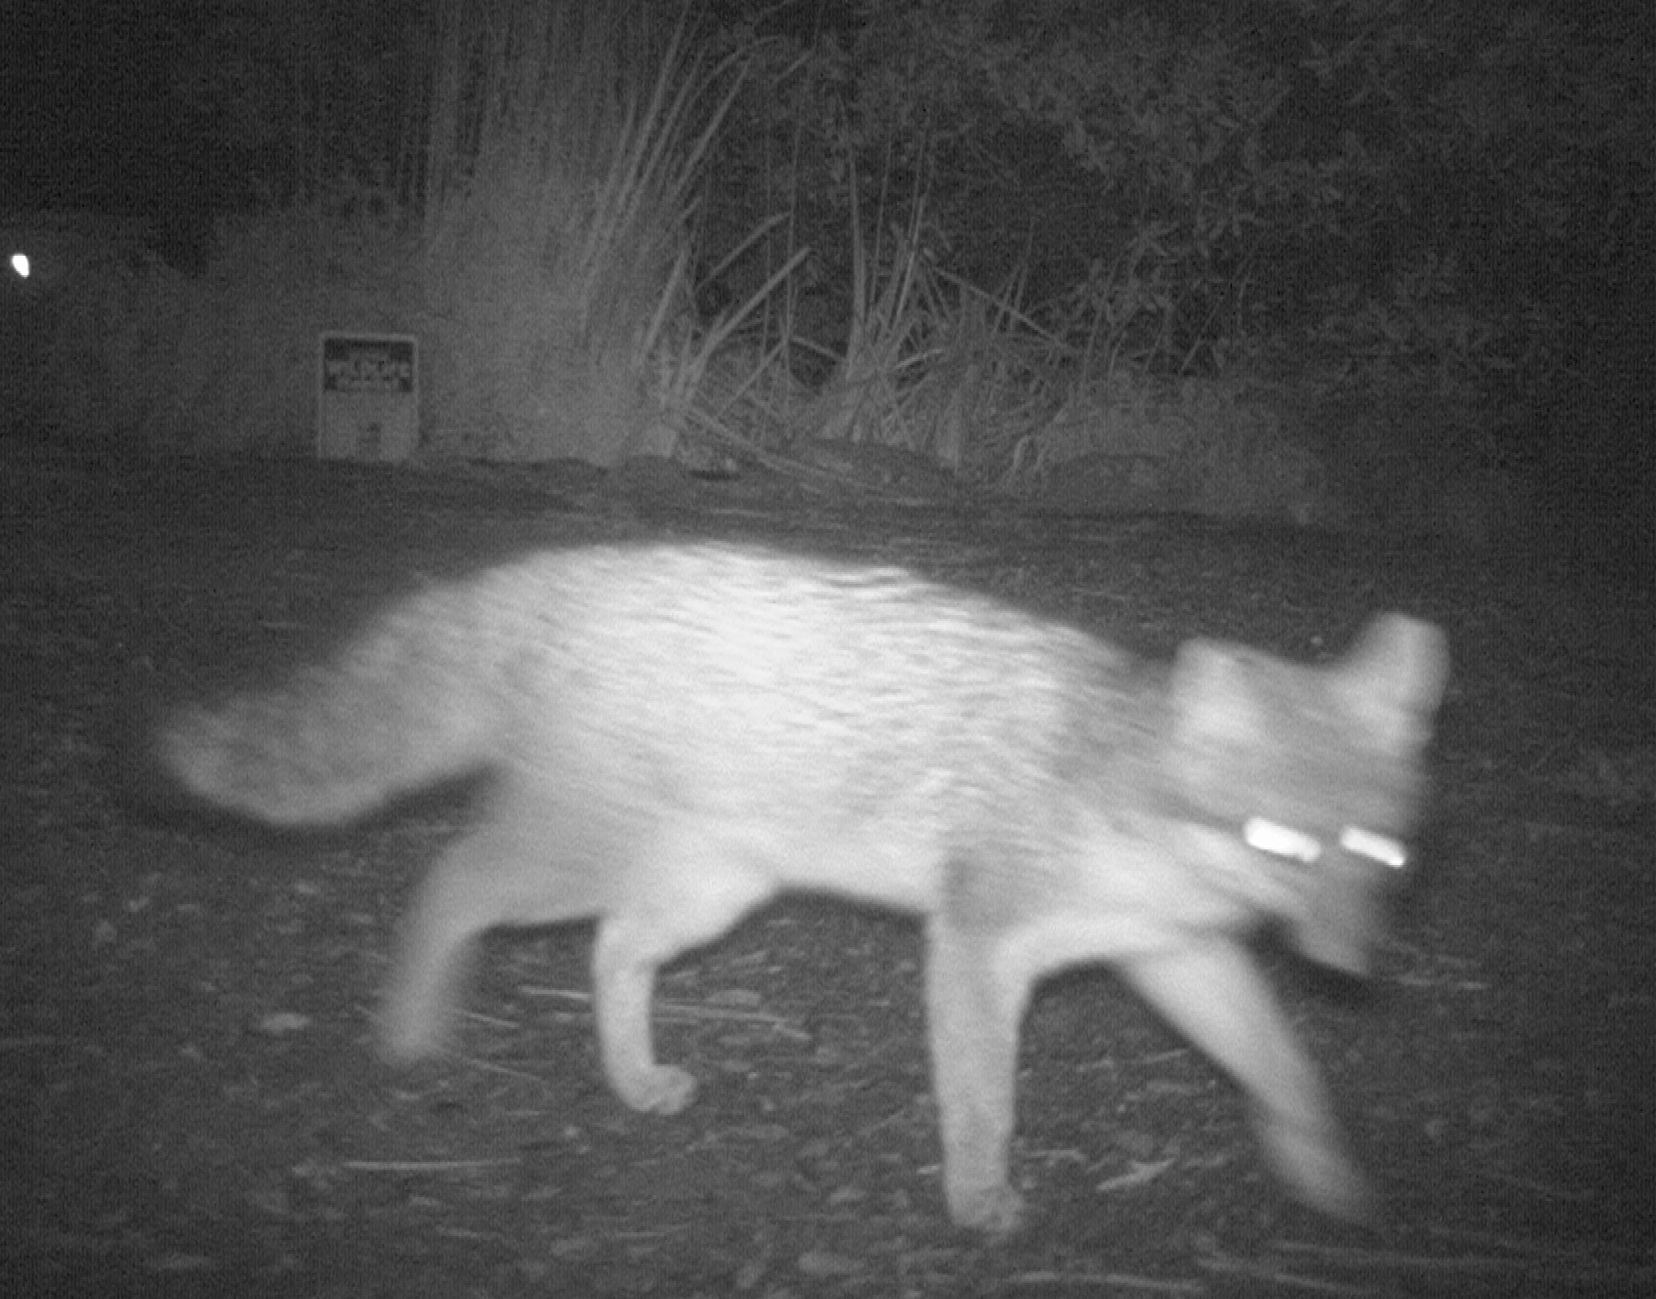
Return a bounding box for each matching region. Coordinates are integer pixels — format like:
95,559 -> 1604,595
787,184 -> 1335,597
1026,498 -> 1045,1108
1168,639 -> 1262,747
1337,615 -> 1450,749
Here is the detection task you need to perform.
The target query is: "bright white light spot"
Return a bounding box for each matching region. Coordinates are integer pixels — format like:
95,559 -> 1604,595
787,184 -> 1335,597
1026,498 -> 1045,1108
1340,825 -> 1407,869
8,253 -> 28,280
1243,817 -> 1321,864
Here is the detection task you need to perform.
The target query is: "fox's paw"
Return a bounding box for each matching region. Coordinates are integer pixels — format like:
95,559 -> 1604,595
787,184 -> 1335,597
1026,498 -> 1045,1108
946,1180 -> 1025,1238
376,1001 -> 449,1065
614,1063 -> 697,1115
1265,1118 -> 1379,1226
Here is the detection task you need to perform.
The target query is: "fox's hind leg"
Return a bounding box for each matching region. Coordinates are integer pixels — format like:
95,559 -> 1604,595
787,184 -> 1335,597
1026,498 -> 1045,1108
591,826 -> 776,1115
378,784 -> 612,1062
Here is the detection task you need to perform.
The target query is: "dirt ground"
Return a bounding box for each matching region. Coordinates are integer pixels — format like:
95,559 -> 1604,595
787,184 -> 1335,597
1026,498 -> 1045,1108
3,442 -> 1652,1298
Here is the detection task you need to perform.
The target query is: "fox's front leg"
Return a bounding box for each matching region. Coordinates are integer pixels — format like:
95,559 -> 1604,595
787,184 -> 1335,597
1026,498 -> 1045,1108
925,922 -> 1033,1236
1118,937 -> 1376,1222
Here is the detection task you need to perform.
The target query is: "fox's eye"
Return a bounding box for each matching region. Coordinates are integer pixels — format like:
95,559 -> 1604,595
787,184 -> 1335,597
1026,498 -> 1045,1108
1339,826 -> 1408,869
1242,817 -> 1321,864
1242,819 -> 1410,872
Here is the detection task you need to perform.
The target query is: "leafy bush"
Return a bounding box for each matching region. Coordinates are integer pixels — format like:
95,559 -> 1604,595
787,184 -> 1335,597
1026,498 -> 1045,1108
137,0 -> 1648,522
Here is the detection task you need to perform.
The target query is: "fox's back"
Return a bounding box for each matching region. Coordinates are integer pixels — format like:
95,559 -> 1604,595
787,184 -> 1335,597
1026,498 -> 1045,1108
469,545 -> 1145,858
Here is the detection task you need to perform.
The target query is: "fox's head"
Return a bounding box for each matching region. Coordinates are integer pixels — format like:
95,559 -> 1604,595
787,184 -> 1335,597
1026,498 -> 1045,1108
1166,614 -> 1451,976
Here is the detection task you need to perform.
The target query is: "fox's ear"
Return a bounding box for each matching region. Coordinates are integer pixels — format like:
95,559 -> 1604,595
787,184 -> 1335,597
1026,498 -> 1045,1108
1167,639 -> 1262,748
1336,615 -> 1451,750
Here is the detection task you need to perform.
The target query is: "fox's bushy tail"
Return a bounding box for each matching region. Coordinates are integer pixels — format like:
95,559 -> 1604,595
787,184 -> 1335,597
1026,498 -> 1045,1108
156,583 -> 509,827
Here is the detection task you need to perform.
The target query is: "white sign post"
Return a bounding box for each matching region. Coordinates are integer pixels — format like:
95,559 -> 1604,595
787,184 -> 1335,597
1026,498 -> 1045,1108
317,333 -> 419,461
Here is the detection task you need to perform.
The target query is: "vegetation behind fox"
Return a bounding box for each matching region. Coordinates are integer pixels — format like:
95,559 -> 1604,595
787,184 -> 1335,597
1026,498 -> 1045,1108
153,540 -> 1450,1235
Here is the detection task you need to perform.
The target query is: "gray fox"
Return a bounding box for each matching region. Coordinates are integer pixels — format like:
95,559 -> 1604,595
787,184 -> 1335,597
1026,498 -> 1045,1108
155,541 -> 1450,1235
